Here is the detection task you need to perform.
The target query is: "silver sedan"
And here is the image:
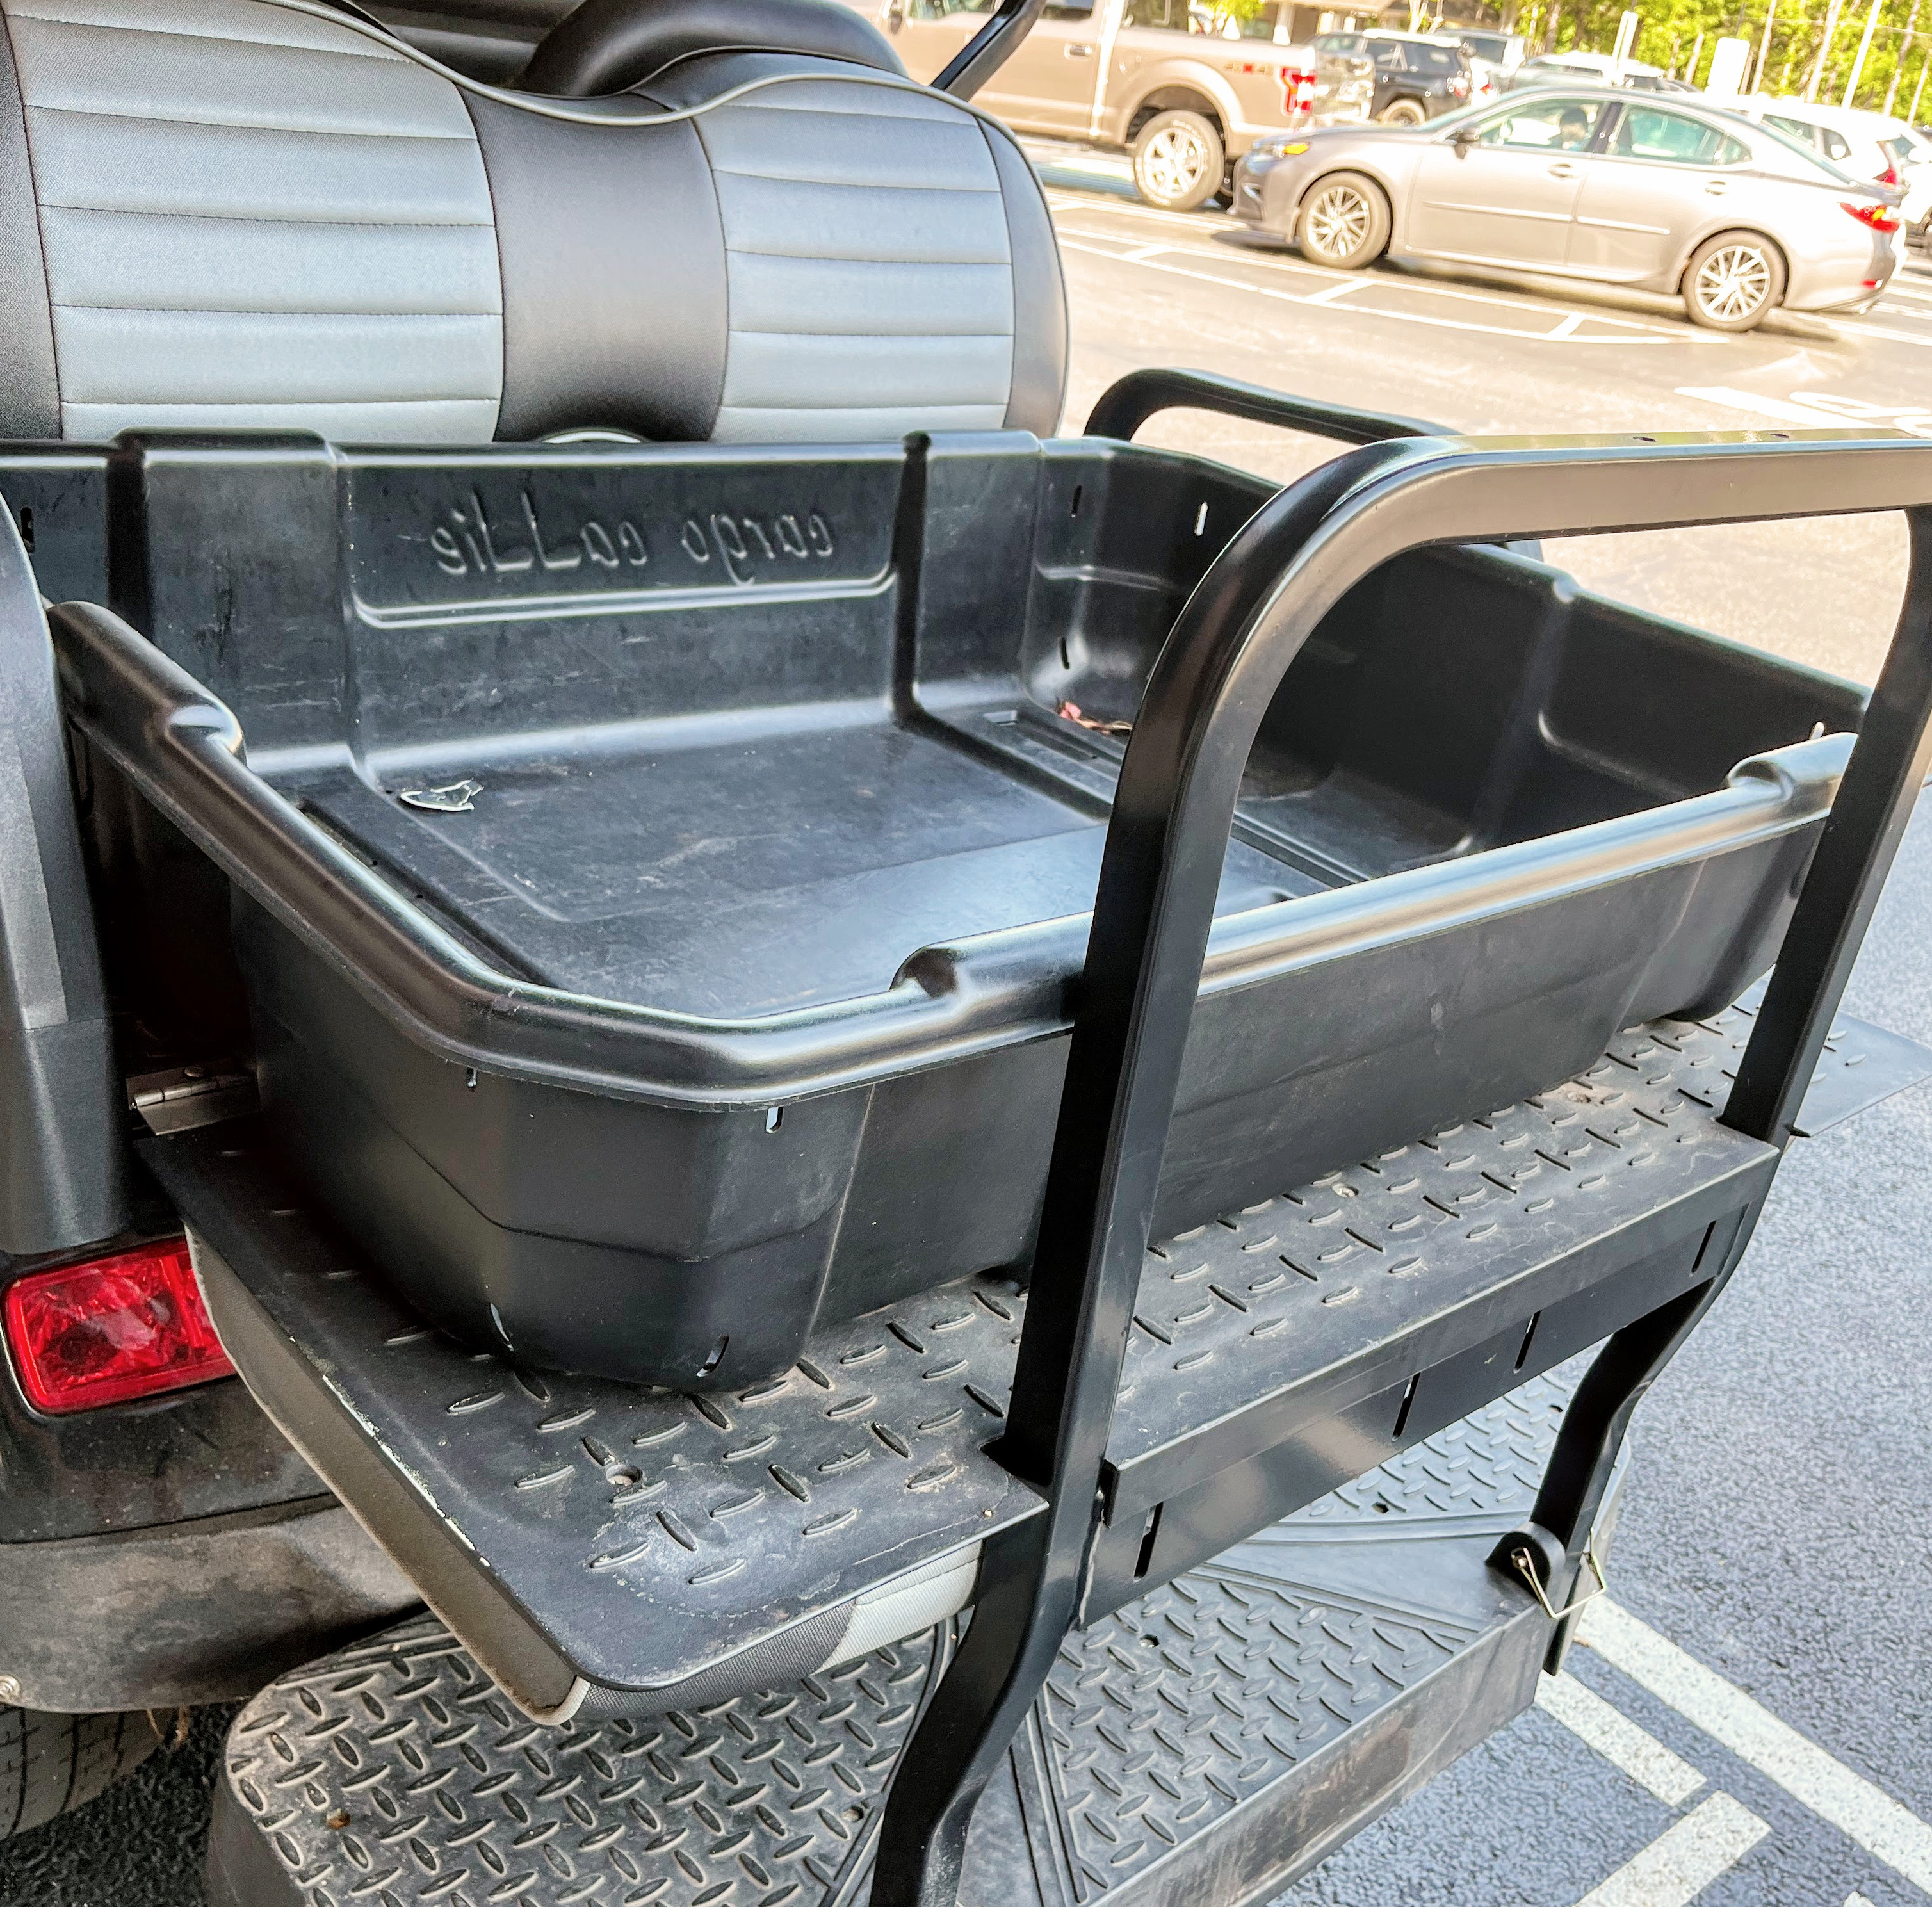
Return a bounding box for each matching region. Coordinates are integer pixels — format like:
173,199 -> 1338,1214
1231,88 -> 1901,330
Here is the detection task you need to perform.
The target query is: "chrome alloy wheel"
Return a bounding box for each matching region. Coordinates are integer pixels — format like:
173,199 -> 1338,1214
1691,242 -> 1772,324
1303,182 -> 1373,263
1142,122 -> 1210,200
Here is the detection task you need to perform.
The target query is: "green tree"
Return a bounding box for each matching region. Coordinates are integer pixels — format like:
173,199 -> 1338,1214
1495,0 -> 1929,111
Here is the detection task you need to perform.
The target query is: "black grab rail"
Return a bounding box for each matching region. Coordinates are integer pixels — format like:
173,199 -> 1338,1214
1086,365 -> 1443,446
870,419 -> 1932,1907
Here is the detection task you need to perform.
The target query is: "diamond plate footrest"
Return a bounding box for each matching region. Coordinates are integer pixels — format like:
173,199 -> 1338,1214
147,1005 -> 1925,1725
207,1375 -> 1579,1907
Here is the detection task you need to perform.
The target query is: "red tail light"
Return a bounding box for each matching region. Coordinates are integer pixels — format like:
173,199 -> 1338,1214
1280,65 -> 1317,115
1450,73 -> 1470,95
1878,164 -> 1899,185
3,1238 -> 232,1414
1842,199 -> 1903,231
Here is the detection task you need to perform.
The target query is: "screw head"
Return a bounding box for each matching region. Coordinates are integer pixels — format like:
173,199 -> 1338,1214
0,1675 -> 22,1704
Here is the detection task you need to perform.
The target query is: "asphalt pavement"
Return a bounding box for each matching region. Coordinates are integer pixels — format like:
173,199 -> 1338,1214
10,154 -> 1932,1907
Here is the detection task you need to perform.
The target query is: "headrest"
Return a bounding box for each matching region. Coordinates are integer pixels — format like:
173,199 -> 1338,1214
521,0 -> 906,97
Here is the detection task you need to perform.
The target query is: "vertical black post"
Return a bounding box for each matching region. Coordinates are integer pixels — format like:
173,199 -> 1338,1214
1499,502 -> 1932,1653
1724,505 -> 1932,1146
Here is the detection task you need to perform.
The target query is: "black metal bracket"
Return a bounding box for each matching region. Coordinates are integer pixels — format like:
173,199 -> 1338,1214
934,0 -> 1048,99
870,410 -> 1932,1907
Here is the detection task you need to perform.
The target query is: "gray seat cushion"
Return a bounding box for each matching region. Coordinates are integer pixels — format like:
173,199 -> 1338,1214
0,0 -> 1067,444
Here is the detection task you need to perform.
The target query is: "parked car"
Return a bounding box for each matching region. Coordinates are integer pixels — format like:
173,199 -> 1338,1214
1724,97 -> 1932,249
1231,87 -> 1901,329
1727,95 -> 1920,178
1506,49 -> 1686,92
854,0 -> 1374,207
1310,28 -> 1474,122
1457,26 -> 1527,74
1441,26 -> 1525,101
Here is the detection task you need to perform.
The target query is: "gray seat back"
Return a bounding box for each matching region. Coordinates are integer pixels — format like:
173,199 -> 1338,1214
0,0 -> 1067,444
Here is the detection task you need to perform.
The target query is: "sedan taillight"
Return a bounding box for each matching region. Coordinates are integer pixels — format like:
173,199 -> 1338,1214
1843,199 -> 1903,232
1878,164 -> 1899,186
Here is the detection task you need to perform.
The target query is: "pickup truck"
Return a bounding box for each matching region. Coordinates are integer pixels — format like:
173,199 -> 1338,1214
844,0 -> 1375,206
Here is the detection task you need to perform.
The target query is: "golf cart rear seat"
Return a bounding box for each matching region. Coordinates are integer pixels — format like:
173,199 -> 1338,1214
0,0 -> 1065,444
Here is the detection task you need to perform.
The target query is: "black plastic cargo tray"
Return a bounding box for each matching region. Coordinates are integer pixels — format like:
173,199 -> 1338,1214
45,430 -> 1865,1386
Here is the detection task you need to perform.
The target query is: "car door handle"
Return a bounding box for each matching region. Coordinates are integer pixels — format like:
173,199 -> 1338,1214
1705,179 -> 1728,194
1547,161 -> 1577,178
1065,42 -> 1093,55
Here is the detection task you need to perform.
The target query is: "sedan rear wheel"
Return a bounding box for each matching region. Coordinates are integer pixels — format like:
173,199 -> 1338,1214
1684,230 -> 1785,332
1295,170 -> 1392,270
1131,110 -> 1224,213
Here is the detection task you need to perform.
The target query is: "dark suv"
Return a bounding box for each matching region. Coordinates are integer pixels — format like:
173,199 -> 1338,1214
1310,29 -> 1472,123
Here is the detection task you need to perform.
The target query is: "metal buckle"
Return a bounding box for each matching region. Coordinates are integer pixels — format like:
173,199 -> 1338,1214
1508,1539 -> 1607,1622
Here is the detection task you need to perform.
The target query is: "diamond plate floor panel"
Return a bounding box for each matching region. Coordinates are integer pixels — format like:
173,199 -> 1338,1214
209,1376 -> 1573,1907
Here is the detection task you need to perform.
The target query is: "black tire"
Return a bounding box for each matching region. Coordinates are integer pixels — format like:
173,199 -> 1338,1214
1682,229 -> 1785,332
1377,96 -> 1427,125
0,1705 -> 159,1839
1130,108 -> 1224,212
1295,169 -> 1392,270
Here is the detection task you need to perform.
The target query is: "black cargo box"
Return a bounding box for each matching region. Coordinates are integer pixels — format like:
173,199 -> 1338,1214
42,431 -> 1864,1386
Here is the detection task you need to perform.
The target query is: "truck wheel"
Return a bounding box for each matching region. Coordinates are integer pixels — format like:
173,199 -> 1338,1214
0,1704 -> 159,1838
1132,110 -> 1224,212
1683,230 -> 1784,332
1295,170 -> 1391,270
1377,97 -> 1427,124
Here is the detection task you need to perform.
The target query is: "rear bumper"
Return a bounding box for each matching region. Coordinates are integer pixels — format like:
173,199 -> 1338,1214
1781,232 -> 1897,312
0,1495 -> 417,1712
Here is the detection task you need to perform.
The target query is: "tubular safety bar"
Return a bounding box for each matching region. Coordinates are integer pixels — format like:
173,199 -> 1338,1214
1086,365 -> 1443,446
870,415 -> 1932,1907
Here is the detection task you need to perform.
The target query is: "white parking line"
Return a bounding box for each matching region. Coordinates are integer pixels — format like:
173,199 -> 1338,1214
1570,1794 -> 1771,1907
1674,384 -> 1846,426
1582,1600 -> 1932,1896
1835,317 -> 1932,349
1055,232 -> 1705,347
1538,1673 -> 1707,1806
1676,384 -> 1932,436
1044,190 -> 1240,231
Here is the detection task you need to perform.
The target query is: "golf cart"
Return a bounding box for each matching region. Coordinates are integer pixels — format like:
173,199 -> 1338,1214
1,0 -> 1930,1901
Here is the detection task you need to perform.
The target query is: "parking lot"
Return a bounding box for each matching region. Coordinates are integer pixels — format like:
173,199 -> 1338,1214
10,145 -> 1932,1907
